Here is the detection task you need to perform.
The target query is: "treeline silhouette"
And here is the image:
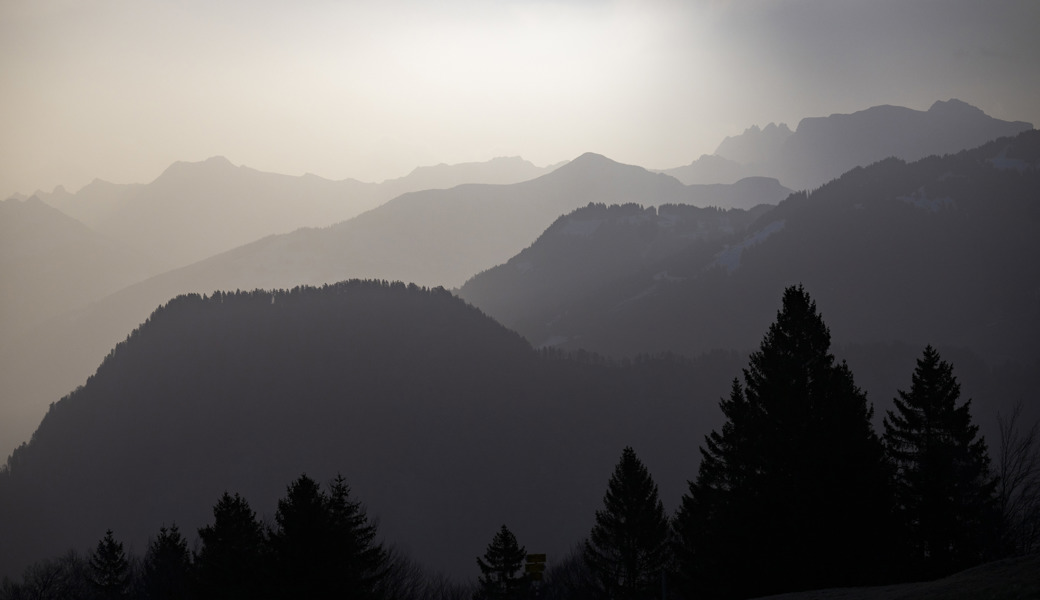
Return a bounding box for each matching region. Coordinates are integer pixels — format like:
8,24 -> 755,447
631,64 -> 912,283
4,285 -> 1036,599
0,474 -> 469,600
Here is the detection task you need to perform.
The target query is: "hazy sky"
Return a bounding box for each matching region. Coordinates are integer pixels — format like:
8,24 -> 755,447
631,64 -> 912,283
2,0 -> 1038,197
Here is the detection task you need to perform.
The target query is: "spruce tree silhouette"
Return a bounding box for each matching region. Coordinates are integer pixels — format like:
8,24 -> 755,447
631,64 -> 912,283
271,474 -> 332,598
325,474 -> 388,600
884,345 -> 999,579
89,530 -> 130,599
584,446 -> 669,600
674,285 -> 892,598
141,524 -> 193,600
475,525 -> 530,600
270,473 -> 388,600
196,492 -> 266,600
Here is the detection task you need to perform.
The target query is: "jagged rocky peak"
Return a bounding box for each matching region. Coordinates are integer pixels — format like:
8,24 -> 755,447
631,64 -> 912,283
715,122 -> 793,165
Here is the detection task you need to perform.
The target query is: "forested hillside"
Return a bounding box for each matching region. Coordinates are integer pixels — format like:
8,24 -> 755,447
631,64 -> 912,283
459,202 -> 772,331
3,283 -> 1035,599
0,281 -> 740,580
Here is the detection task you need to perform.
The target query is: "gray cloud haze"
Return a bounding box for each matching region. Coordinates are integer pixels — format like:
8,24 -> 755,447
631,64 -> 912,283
2,0 -> 1038,197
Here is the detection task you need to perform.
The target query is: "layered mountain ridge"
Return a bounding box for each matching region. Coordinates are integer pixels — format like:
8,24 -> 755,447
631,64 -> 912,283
466,130 -> 1040,368
665,99 -> 1032,188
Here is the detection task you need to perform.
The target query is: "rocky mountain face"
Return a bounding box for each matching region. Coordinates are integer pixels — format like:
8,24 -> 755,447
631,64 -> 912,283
665,99 -> 1032,189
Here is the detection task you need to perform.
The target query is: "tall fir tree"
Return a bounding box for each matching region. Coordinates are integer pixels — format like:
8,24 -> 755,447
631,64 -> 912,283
883,345 -> 998,579
326,474 -> 389,600
674,285 -> 893,598
475,524 -> 530,600
140,524 -> 193,600
270,473 -> 387,600
89,529 -> 131,600
584,446 -> 670,600
196,492 -> 267,600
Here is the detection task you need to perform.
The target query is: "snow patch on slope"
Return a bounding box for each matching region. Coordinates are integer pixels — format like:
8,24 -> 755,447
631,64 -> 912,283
712,219 -> 786,273
558,218 -> 603,237
898,187 -> 954,212
988,146 -> 1035,172
514,260 -> 534,274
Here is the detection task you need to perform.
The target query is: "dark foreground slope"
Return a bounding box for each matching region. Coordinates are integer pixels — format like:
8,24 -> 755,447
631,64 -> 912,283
0,281 -> 741,579
758,553 -> 1040,600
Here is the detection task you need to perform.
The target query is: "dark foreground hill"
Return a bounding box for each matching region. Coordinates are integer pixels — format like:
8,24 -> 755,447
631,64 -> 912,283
0,281 -> 743,580
758,552 -> 1040,600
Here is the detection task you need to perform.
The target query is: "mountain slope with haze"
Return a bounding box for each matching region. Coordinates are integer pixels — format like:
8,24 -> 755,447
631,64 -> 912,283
0,153 -> 789,459
493,131 -> 1040,366
30,155 -> 560,272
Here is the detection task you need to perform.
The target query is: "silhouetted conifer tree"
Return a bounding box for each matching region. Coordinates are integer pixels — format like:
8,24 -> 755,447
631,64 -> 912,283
674,285 -> 892,598
89,530 -> 131,599
270,473 -> 387,600
141,524 -> 193,600
475,525 -> 529,600
883,345 -> 999,579
270,474 -> 330,598
584,446 -> 669,600
196,492 -> 266,600
326,474 -> 389,599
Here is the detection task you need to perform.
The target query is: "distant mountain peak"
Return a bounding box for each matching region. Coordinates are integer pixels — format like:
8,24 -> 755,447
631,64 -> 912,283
715,123 -> 793,165
153,155 -> 238,184
928,98 -> 984,115
573,151 -> 611,162
543,152 -> 655,182
741,122 -> 792,135
486,155 -> 529,165
553,152 -> 619,170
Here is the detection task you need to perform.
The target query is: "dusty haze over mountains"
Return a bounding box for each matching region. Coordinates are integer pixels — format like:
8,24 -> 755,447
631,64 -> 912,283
2,0 -> 1039,198
1,0 -> 1040,592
